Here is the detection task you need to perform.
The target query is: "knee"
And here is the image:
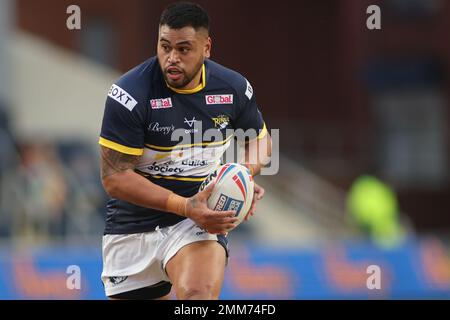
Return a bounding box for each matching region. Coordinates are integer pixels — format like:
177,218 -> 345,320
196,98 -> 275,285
177,283 -> 218,300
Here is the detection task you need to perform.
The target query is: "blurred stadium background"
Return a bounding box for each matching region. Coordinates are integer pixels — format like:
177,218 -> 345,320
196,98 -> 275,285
0,0 -> 449,299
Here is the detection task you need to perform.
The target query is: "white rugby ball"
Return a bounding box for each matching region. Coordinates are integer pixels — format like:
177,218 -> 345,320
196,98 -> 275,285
199,163 -> 254,227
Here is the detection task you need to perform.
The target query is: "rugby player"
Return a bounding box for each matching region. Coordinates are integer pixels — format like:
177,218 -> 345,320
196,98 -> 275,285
99,2 -> 272,300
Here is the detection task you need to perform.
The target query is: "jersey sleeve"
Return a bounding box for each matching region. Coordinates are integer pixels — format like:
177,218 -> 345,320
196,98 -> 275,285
99,84 -> 146,156
234,78 -> 268,142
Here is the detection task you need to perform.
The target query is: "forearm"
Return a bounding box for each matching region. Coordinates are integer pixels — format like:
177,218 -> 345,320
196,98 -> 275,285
243,132 -> 272,176
100,145 -> 187,216
103,170 -> 186,214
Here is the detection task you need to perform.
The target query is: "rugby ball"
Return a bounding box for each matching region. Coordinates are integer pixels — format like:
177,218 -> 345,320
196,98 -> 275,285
199,163 -> 254,227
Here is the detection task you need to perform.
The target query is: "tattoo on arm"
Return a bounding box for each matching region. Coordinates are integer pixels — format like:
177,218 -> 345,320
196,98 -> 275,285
100,146 -> 140,179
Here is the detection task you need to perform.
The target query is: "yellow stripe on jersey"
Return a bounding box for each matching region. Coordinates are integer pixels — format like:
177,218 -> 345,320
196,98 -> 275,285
166,64 -> 206,94
99,137 -> 144,156
145,134 -> 233,151
135,169 -> 206,182
151,175 -> 207,182
257,122 -> 268,140
245,122 -> 268,144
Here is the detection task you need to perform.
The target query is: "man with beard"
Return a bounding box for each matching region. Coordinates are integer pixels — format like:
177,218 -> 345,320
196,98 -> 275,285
99,2 -> 271,300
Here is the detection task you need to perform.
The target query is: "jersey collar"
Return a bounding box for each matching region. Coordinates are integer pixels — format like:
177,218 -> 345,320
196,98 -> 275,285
166,64 -> 206,94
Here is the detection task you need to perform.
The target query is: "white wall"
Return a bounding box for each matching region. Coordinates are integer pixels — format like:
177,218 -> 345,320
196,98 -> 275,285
0,0 -> 13,105
9,31 -> 120,142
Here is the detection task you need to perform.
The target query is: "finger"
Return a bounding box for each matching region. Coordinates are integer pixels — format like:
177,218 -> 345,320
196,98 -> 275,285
256,188 -> 265,200
208,211 -> 239,224
199,182 -> 216,200
218,225 -> 236,235
206,211 -> 239,225
215,210 -> 237,218
250,202 -> 256,214
227,222 -> 238,229
245,205 -> 256,221
206,228 -> 220,235
220,217 -> 239,224
219,224 -> 236,235
245,208 -> 253,221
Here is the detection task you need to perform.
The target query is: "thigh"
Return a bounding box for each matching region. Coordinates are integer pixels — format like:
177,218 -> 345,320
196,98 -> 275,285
165,240 -> 227,299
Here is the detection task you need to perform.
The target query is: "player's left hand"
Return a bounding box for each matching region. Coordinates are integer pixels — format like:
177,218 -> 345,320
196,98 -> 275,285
244,182 -> 265,221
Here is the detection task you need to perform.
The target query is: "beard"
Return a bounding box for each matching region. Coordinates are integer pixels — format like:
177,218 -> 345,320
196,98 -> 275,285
163,59 -> 204,89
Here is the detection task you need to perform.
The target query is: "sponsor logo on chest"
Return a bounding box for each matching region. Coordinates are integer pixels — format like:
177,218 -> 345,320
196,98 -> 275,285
150,97 -> 173,109
148,122 -> 175,135
205,94 -> 233,105
184,117 -> 199,133
212,115 -> 230,130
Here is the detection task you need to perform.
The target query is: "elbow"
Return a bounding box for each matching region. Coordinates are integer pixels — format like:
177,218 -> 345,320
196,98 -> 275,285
102,174 -> 121,198
267,134 -> 273,157
263,133 -> 273,161
260,135 -> 273,170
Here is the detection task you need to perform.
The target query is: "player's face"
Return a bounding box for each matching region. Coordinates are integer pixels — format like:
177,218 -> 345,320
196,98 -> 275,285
157,25 -> 211,89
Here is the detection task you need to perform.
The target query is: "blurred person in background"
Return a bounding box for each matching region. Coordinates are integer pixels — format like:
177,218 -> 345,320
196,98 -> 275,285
70,149 -> 108,219
16,142 -> 67,242
346,174 -> 407,249
0,101 -> 17,238
57,142 -> 109,237
0,102 -> 15,174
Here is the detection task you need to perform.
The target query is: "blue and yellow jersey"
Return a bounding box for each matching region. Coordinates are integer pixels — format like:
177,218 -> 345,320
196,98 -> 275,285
99,56 -> 267,234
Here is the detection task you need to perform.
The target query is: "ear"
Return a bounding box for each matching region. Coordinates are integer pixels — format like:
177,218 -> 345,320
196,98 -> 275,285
205,36 -> 212,59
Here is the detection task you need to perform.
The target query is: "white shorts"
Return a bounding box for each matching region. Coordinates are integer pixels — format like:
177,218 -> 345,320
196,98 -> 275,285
101,218 -> 228,297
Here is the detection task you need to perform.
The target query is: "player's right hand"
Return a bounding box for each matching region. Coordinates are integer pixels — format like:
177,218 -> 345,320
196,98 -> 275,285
185,182 -> 238,235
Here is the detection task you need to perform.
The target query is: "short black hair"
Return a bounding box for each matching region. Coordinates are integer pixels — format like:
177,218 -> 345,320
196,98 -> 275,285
159,2 -> 210,33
